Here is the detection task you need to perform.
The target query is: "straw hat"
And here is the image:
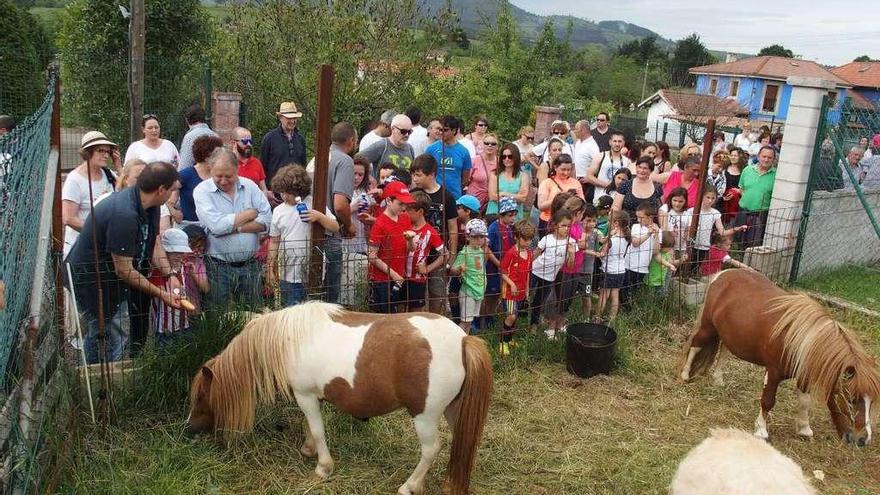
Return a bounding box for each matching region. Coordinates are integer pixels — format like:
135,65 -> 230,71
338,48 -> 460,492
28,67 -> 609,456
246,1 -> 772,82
276,102 -> 303,118
80,131 -> 117,151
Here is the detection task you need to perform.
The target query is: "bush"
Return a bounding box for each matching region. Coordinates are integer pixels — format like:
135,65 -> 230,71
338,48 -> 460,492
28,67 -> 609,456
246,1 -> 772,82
0,0 -> 52,118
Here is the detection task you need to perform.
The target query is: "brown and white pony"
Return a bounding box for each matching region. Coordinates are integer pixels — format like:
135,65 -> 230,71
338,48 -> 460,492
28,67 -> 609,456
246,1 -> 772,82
681,269 -> 880,445
186,301 -> 493,495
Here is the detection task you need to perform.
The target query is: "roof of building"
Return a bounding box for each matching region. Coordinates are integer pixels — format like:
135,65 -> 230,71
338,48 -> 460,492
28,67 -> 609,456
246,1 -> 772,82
689,56 -> 851,87
638,89 -> 749,117
848,89 -> 877,110
832,61 -> 880,89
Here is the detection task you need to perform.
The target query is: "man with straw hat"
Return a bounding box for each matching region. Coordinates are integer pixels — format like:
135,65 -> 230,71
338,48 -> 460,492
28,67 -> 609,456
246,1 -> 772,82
260,101 -> 307,188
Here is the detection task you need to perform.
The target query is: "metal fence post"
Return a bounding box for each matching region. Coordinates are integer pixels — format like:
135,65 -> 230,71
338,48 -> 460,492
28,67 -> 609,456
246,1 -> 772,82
203,68 -> 213,124
789,95 -> 829,284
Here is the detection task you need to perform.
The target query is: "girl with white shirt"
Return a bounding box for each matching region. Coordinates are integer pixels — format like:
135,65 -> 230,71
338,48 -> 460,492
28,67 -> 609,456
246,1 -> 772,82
595,210 -> 630,322
529,209 -> 576,333
124,114 -> 180,167
623,202 -> 659,306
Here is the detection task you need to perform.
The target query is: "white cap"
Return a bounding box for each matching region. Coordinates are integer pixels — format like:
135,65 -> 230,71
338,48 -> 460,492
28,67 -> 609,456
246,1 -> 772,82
160,228 -> 192,253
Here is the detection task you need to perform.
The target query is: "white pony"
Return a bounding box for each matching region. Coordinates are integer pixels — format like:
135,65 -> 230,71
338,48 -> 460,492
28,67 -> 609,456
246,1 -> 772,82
670,428 -> 817,495
186,301 -> 493,495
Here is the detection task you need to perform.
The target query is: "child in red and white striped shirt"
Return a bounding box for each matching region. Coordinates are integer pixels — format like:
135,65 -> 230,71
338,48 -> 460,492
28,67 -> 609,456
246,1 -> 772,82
151,228 -> 209,345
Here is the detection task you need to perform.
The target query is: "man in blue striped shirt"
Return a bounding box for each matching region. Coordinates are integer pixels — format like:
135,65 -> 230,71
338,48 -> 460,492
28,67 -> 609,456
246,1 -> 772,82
194,148 -> 272,308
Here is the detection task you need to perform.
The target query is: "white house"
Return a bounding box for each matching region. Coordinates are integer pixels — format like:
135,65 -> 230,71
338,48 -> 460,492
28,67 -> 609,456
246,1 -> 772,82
638,89 -> 750,148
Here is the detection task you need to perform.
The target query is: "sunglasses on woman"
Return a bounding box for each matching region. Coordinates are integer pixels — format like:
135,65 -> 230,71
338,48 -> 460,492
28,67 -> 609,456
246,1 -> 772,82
483,141 -> 498,146
502,154 -> 515,160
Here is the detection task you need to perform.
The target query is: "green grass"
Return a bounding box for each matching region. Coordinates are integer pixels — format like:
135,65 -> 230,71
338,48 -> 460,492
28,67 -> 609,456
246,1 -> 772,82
797,264 -> 880,309
55,301 -> 880,494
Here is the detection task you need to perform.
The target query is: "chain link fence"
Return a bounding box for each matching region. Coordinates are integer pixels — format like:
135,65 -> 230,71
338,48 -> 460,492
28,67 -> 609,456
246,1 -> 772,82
0,67 -> 67,494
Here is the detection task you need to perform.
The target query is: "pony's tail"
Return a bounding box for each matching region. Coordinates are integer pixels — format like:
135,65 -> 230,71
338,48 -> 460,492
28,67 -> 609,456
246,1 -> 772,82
447,336 -> 493,495
680,303 -> 721,379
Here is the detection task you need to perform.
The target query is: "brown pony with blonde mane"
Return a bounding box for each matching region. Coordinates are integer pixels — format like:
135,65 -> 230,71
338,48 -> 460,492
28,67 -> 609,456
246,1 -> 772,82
680,269 -> 880,445
186,301 -> 493,495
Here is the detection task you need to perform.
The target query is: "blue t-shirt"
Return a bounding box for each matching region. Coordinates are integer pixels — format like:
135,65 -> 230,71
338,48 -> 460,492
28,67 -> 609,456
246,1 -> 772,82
426,141 -> 472,199
179,166 -> 205,221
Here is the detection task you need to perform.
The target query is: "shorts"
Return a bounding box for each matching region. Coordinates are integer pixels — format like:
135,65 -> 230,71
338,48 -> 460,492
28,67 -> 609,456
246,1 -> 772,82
426,266 -> 447,301
602,272 -> 626,289
556,272 -> 588,314
403,280 -> 427,310
460,294 -> 483,322
503,299 -> 524,316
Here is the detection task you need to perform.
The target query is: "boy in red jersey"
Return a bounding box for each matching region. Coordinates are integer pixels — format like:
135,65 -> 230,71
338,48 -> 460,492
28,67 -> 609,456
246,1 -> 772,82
403,191 -> 447,311
367,181 -> 415,313
499,220 -> 537,355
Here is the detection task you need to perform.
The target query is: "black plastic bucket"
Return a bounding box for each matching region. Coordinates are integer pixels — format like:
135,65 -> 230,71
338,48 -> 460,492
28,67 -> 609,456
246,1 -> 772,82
565,323 -> 617,378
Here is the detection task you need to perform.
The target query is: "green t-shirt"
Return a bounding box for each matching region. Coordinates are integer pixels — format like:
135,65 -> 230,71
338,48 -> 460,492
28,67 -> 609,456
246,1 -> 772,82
646,250 -> 672,287
597,215 -> 610,236
738,165 -> 776,212
453,245 -> 486,299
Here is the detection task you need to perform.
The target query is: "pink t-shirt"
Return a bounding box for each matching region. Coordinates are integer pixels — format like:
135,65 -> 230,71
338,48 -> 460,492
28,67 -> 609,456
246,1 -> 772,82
538,176 -> 585,221
467,154 -> 496,208
562,221 -> 585,274
662,170 -> 700,208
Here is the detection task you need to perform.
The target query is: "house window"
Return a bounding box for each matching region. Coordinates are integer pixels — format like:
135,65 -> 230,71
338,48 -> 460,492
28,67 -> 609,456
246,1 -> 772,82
709,78 -> 718,95
730,79 -> 739,98
827,91 -> 838,107
761,83 -> 780,113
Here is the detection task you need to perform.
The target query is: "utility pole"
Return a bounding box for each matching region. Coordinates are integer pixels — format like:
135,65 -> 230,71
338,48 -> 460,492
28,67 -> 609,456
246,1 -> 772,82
640,60 -> 650,102
129,0 -> 145,144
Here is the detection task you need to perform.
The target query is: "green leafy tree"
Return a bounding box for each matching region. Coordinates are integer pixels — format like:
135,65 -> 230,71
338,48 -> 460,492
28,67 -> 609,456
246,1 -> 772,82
0,0 -> 52,118
758,44 -> 794,58
854,55 -> 875,62
670,33 -> 714,88
211,0 -> 452,150
58,0 -> 211,144
616,35 -> 667,64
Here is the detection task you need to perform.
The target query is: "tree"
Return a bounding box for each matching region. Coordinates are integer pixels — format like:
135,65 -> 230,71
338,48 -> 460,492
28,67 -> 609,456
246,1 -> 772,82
758,44 -> 794,58
854,55 -> 876,62
0,0 -> 52,119
670,33 -> 714,88
616,35 -> 667,64
58,0 -> 211,144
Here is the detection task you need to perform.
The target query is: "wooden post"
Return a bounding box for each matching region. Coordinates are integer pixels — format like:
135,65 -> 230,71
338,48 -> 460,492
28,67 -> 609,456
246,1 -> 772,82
51,67 -> 64,356
687,119 -> 716,242
309,65 -> 334,293
129,0 -> 145,143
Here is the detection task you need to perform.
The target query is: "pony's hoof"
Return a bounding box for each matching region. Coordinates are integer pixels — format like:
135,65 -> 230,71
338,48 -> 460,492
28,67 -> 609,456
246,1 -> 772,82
300,443 -> 317,458
397,484 -> 424,495
314,462 -> 334,479
679,372 -> 691,382
797,426 -> 814,438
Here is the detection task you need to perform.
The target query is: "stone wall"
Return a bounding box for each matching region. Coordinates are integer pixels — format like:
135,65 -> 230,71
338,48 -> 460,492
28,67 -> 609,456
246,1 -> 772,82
798,188 -> 880,277
211,91 -> 241,144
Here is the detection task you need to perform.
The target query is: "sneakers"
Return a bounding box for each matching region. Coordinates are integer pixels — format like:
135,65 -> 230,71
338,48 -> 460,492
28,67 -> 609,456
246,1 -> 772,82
499,342 -> 510,356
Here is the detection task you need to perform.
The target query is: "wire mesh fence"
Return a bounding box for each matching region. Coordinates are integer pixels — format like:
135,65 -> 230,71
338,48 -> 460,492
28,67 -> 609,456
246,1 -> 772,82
0,67 -> 66,494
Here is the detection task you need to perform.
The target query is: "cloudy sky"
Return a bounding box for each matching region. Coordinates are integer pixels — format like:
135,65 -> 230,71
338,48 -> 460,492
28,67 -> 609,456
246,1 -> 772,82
509,0 -> 879,66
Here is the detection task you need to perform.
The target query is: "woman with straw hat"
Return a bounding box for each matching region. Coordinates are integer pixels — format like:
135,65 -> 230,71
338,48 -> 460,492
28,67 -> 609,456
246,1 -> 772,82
61,131 -> 120,258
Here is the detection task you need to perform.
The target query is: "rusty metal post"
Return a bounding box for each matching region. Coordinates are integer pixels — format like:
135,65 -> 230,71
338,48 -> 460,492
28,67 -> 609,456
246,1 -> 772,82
309,65 -> 335,293
51,67 -> 64,356
687,119 -> 716,244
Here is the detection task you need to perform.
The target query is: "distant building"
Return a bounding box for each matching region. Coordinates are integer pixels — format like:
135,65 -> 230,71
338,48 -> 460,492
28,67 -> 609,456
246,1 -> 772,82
688,56 -> 851,125
638,89 -> 749,147
831,61 -> 879,129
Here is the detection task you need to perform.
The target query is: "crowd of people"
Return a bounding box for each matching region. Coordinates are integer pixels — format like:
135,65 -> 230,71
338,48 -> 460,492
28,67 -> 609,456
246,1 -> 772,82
58,101 -> 880,362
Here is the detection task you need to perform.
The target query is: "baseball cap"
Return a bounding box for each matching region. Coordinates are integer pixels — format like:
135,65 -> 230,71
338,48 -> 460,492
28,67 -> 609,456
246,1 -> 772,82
160,228 -> 193,253
456,194 -> 480,213
465,219 -> 488,237
498,196 -> 518,215
382,181 -> 416,204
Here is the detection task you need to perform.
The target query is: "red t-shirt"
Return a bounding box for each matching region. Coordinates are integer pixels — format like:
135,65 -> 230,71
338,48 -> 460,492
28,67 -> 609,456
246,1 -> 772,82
500,246 -> 532,301
406,223 -> 444,282
369,211 -> 412,282
238,156 -> 267,184
662,170 -> 699,208
700,245 -> 731,276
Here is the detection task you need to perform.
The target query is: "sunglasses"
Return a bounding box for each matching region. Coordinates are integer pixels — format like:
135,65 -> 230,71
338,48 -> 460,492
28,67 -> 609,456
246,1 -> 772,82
238,138 -> 253,146
95,148 -> 114,155
525,135 -> 534,141
502,154 -> 515,160
553,131 -> 567,135
394,127 -> 413,136
142,113 -> 158,121
476,122 -> 487,127
483,141 -> 498,146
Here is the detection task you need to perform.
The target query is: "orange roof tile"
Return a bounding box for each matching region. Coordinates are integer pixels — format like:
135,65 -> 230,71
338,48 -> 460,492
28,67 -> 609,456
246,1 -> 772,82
832,62 -> 880,89
848,89 -> 877,110
690,56 -> 850,87
642,89 -> 749,117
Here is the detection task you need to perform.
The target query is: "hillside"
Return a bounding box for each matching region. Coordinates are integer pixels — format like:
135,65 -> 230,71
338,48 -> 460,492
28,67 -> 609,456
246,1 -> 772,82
417,0 -> 674,49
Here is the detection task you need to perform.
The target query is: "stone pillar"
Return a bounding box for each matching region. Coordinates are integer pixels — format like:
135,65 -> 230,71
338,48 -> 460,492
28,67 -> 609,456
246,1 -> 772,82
211,91 -> 242,144
534,106 -> 562,143
750,76 -> 835,280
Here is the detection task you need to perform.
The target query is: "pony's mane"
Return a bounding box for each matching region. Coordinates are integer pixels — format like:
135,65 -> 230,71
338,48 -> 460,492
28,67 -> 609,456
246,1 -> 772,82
768,294 -> 880,402
205,301 -> 344,434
